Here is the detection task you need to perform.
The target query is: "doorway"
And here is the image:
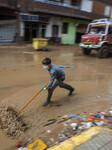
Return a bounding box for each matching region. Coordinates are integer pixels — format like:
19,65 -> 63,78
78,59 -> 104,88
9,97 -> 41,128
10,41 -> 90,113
24,22 -> 46,43
76,24 -> 87,43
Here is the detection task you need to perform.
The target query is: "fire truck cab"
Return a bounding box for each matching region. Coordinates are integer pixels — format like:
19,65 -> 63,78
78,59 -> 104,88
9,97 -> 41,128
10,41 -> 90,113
79,18 -> 112,58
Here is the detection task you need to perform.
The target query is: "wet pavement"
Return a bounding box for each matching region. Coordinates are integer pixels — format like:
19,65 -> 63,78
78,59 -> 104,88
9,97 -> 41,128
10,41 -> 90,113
0,44 -> 112,149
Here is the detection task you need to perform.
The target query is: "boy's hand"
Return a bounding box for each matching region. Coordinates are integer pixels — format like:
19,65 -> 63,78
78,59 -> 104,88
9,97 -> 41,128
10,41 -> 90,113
41,86 -> 47,91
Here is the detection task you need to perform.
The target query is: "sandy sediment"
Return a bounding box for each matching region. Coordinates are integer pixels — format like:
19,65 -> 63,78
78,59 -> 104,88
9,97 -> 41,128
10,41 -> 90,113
0,106 -> 28,140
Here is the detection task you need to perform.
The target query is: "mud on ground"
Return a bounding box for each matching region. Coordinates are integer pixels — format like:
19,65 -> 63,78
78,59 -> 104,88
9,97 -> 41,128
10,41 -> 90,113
0,106 -> 28,139
0,44 -> 112,149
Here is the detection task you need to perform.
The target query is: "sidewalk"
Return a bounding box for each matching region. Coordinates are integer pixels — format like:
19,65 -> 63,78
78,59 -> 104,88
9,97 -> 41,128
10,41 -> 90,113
48,127 -> 112,150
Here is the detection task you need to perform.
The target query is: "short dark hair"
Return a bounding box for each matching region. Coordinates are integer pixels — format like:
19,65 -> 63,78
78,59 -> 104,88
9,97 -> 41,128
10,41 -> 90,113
42,58 -> 51,65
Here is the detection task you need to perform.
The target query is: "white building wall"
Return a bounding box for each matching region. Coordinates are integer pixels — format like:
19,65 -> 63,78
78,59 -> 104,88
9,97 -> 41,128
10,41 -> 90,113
46,17 -> 62,38
80,0 -> 93,12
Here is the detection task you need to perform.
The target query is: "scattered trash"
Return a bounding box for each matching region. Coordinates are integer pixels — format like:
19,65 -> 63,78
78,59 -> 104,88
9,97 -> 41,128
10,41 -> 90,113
58,134 -> 66,138
69,114 -> 78,118
88,113 -> 94,121
109,110 -> 112,116
40,110 -> 112,147
94,114 -> 101,118
58,133 -> 68,142
59,138 -> 68,142
58,65 -> 75,68
78,126 -> 84,130
16,141 -> 28,150
63,123 -> 68,127
78,122 -> 93,130
27,137 -> 48,150
106,117 -> 112,120
100,112 -> 105,119
92,121 -> 98,126
100,112 -> 106,115
50,138 -> 54,142
43,119 -> 56,127
57,115 -> 72,123
41,48 -> 49,51
18,147 -> 28,150
84,122 -> 92,129
70,123 -> 78,131
16,141 -> 26,147
47,130 -> 51,134
95,121 -> 104,126
37,48 -> 49,52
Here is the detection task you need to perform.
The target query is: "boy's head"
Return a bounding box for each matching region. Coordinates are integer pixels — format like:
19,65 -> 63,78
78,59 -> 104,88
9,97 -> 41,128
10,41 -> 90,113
42,58 -> 51,65
42,58 -> 51,70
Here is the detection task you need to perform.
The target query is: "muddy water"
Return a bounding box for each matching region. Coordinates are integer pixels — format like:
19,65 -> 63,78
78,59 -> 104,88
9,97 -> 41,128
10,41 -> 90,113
0,45 -> 112,149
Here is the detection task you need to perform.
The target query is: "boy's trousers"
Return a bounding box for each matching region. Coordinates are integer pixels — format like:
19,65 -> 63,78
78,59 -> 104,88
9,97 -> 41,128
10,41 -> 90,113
46,78 -> 74,102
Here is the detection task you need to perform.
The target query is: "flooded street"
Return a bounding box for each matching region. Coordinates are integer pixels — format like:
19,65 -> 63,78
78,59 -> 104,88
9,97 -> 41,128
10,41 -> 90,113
0,45 -> 112,149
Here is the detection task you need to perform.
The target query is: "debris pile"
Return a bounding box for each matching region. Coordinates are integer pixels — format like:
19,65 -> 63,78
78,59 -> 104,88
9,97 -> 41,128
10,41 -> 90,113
0,106 -> 28,139
42,110 -> 112,147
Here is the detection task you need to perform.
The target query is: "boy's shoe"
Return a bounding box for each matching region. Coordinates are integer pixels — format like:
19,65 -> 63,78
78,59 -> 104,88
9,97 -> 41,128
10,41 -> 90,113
68,88 -> 75,96
43,101 -> 51,106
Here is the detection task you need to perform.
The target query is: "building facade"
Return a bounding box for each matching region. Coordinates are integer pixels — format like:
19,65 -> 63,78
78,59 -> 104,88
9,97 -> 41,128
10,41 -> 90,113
0,0 -> 112,44
92,0 -> 112,17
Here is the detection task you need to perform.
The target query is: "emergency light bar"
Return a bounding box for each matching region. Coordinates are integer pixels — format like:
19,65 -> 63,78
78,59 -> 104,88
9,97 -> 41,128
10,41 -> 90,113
92,18 -> 109,23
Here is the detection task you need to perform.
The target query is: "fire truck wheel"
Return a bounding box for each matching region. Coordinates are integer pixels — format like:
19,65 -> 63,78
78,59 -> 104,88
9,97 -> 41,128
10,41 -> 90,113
82,48 -> 91,55
98,45 -> 109,58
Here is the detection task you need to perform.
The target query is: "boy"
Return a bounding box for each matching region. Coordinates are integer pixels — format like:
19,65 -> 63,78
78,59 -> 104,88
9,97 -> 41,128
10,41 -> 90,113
41,58 -> 74,106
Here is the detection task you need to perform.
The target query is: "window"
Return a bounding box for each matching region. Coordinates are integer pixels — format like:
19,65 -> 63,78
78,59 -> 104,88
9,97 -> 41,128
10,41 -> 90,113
48,0 -> 61,2
63,23 -> 68,34
8,0 -> 17,7
35,0 -> 61,3
71,0 -> 81,7
35,0 -> 44,2
80,0 -> 93,12
104,6 -> 111,16
108,26 -> 112,34
63,0 -> 71,5
35,0 -> 81,8
20,14 -> 39,22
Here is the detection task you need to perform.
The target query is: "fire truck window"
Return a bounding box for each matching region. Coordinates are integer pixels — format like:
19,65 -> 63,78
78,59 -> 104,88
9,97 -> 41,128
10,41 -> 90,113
108,27 -> 112,34
89,28 -> 96,34
89,26 -> 105,34
98,27 -> 105,34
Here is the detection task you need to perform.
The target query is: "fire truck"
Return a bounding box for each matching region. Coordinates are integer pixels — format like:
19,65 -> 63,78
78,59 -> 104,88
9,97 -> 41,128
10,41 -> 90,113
79,18 -> 112,58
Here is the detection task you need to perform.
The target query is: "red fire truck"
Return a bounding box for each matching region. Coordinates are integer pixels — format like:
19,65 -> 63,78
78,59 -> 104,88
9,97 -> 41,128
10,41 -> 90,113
79,18 -> 112,58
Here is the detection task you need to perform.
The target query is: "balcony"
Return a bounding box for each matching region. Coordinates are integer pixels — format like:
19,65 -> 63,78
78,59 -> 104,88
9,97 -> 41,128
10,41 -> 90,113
35,0 -> 79,9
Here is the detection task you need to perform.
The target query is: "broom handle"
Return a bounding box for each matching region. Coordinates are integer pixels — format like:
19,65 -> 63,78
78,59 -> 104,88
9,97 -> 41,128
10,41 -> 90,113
17,84 -> 47,116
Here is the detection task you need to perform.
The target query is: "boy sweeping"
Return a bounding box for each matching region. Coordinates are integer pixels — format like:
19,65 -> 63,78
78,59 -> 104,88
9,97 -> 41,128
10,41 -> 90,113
41,58 -> 74,106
